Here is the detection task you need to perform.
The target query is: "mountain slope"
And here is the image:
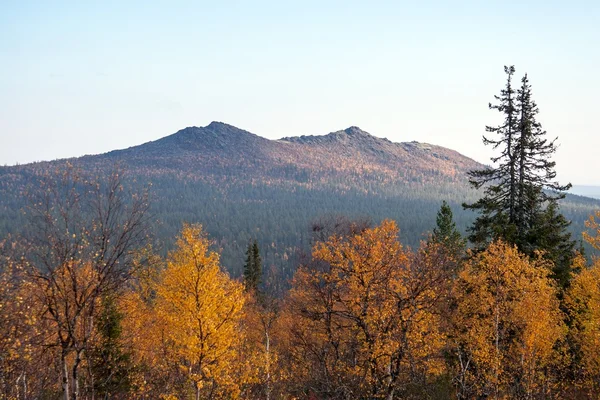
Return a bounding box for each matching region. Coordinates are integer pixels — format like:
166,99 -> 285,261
91,122 -> 478,191
0,122 -> 595,287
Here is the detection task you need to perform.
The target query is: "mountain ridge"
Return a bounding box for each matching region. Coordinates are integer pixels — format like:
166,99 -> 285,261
0,122 -> 596,284
0,122 -> 475,171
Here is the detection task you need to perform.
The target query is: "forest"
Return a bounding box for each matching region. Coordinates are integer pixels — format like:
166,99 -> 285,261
2,66 -> 600,400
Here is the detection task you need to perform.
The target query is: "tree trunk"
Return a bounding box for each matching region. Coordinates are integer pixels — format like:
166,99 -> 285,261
71,350 -> 82,400
494,291 -> 500,400
61,350 -> 70,400
87,346 -> 95,400
385,361 -> 395,400
265,328 -> 271,400
15,372 -> 21,400
22,372 -> 27,399
386,387 -> 395,400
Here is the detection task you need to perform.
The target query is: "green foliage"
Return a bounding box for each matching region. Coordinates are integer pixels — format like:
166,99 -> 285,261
244,240 -> 263,292
464,65 -> 519,248
464,66 -> 576,287
88,295 -> 133,398
528,201 -> 576,288
431,200 -> 466,260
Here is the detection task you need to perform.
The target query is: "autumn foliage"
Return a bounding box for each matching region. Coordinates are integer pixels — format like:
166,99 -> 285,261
280,220 -> 447,398
4,192 -> 600,398
451,242 -> 565,398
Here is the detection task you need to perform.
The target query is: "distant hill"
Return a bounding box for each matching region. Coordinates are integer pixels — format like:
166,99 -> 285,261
572,185 -> 600,200
1,122 -> 597,287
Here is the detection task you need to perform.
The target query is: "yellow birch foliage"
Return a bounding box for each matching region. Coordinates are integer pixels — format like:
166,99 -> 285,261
453,241 -> 565,399
237,293 -> 281,399
583,210 -> 600,252
564,254 -> 600,395
125,224 -> 246,399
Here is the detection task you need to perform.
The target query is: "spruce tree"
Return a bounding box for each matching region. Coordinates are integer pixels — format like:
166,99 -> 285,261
243,241 -> 255,291
515,74 -> 575,284
514,74 -> 572,230
432,200 -> 466,259
243,239 -> 262,292
463,65 -> 519,248
464,66 -> 575,286
89,295 -> 133,397
252,240 -> 262,282
528,196 -> 575,287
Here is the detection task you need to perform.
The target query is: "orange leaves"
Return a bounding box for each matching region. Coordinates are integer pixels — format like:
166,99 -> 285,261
284,220 -> 447,398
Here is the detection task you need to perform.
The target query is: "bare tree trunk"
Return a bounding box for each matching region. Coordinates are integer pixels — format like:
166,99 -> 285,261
385,362 -> 395,400
195,381 -> 200,400
62,350 -> 70,400
22,372 -> 27,399
71,350 -> 82,400
15,372 -> 21,400
455,347 -> 472,400
494,290 -> 500,400
86,316 -> 95,400
386,387 -> 395,400
265,329 -> 271,400
87,355 -> 95,400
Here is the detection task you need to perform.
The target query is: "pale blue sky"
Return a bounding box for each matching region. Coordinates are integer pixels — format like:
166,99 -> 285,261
1,1 -> 598,184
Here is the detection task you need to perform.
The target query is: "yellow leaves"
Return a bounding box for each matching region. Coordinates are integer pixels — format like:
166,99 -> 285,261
453,241 -> 565,398
123,223 -> 246,398
564,257 -> 600,393
238,293 -> 279,384
584,210 -> 600,251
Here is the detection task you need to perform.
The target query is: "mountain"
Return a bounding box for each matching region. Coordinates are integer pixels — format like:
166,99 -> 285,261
0,122 -> 597,288
571,185 -> 600,200
95,122 -> 478,190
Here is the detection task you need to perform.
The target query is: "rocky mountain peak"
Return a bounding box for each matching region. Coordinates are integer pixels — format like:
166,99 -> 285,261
280,126 -> 380,145
343,126 -> 370,136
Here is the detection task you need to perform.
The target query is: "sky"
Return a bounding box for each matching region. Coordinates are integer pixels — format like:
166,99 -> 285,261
1,0 -> 598,184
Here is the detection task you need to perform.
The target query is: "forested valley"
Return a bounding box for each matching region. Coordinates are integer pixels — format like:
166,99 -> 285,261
2,66 -> 600,399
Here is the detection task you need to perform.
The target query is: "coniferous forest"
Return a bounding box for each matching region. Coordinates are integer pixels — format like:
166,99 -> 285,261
3,67 -> 600,399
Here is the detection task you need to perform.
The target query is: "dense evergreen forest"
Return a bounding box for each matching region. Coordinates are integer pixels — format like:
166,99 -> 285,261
0,121 -> 598,287
2,66 -> 600,399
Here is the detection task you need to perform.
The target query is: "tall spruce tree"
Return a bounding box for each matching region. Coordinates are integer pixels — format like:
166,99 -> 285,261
243,239 -> 262,292
463,65 -> 519,248
464,66 -> 575,286
515,73 -> 575,284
